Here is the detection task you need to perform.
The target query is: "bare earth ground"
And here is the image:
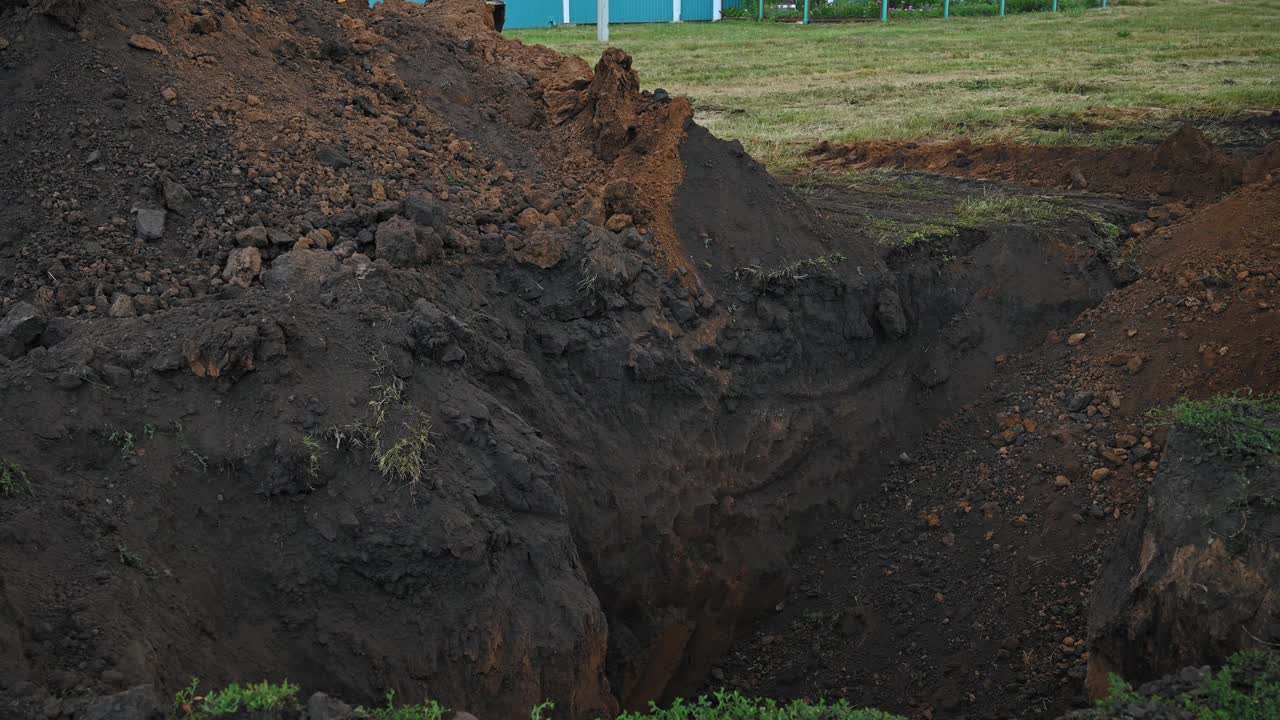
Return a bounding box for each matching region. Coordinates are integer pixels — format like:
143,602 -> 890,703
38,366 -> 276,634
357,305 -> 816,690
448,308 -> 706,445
0,1 -> 1277,719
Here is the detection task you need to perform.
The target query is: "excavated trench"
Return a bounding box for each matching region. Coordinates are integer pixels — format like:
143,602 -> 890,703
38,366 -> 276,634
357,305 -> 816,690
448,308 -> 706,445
594,128 -> 1146,710
0,2 -> 1206,718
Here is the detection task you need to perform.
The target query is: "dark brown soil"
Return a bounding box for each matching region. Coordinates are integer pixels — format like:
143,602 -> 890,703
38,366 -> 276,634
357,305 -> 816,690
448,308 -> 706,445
713,177 -> 1280,719
808,127 -> 1280,204
0,1 -> 1277,719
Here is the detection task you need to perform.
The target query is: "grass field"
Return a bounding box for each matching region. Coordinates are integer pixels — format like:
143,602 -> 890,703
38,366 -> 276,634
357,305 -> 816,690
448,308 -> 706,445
510,0 -> 1280,171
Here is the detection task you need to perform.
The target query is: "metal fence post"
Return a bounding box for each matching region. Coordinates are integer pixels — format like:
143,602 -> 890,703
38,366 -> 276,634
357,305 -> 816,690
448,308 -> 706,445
944,0 -> 949,17
881,0 -> 888,21
1000,0 -> 1005,15
758,0 -> 763,20
804,0 -> 810,23
1052,0 -> 1058,10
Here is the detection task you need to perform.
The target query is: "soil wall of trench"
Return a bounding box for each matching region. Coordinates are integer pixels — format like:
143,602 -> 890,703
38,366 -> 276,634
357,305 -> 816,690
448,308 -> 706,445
0,1 -> 1133,718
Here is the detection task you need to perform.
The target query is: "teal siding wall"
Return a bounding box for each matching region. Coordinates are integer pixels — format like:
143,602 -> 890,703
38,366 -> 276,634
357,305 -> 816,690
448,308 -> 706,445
570,0 -> 673,23
682,0 -> 714,20
505,0 -> 564,28
370,0 -> 713,29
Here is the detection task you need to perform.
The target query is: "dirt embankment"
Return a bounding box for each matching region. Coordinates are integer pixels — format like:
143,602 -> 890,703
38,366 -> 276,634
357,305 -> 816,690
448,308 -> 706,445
2,1 -> 1277,719
713,163 -> 1280,716
809,126 -> 1280,204
0,1 -> 1133,718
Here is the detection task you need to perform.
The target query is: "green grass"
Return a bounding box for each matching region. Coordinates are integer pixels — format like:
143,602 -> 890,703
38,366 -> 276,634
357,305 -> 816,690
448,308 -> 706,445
955,194 -> 1068,226
511,0 -> 1280,170
358,690 -> 449,720
619,690 -> 904,720
866,218 -> 958,248
330,372 -> 435,492
174,678 -> 300,718
1101,651 -> 1280,720
1149,392 -> 1280,459
0,459 -> 30,497
375,417 -> 434,488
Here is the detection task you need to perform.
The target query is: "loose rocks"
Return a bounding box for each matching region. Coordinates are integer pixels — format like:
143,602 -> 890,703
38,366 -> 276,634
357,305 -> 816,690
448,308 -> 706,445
0,302 -> 47,358
135,208 -> 166,240
375,215 -> 440,267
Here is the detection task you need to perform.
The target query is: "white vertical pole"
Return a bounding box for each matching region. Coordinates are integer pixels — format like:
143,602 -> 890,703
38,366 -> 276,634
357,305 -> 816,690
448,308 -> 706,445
563,0 -> 570,24
597,0 -> 608,41
713,0 -> 721,19
674,0 -> 681,22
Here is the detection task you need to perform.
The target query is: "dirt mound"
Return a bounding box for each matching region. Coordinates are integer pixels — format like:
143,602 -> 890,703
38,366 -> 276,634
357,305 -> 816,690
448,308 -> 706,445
0,0 -> 924,717
809,126 -> 1280,204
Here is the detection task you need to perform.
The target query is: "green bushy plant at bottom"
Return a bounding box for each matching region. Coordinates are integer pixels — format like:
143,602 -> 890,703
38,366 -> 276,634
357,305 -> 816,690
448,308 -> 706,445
174,679 -> 300,718
358,690 -> 449,720
1099,651 -> 1280,720
618,690 -> 905,720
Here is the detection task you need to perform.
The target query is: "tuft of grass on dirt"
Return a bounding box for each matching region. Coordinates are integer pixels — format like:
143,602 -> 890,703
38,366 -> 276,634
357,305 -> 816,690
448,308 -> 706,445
734,253 -> 848,289
955,194 -> 1068,227
330,368 -> 436,493
357,690 -> 449,720
375,417 -> 434,488
109,429 -> 136,457
1099,651 -> 1280,719
0,459 -> 30,497
301,434 -> 324,479
174,678 -> 301,718
618,690 -> 905,720
1149,392 -> 1280,459
512,0 -> 1280,171
868,218 -> 959,248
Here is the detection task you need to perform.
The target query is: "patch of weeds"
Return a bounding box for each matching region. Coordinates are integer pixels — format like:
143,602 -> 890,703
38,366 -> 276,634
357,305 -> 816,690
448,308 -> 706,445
117,543 -> 144,569
358,690 -> 448,720
1072,210 -> 1132,271
109,429 -> 136,457
734,253 -> 848,290
618,690 -> 904,720
174,678 -> 301,718
955,195 -> 1067,227
0,459 -> 31,497
1098,651 -> 1280,720
868,217 -> 959,249
301,435 -> 324,479
1148,391 -> 1280,459
1098,674 -> 1143,709
174,678 -> 200,718
144,424 -> 157,440
330,367 -> 435,495
375,417 -> 433,488
1191,651 -> 1280,720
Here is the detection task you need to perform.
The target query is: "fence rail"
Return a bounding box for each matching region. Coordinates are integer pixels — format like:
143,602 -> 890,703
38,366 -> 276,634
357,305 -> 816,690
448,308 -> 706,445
723,0 -> 1107,23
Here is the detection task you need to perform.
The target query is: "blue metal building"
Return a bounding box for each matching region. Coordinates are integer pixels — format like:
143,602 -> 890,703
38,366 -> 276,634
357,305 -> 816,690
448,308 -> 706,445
371,0 -> 721,30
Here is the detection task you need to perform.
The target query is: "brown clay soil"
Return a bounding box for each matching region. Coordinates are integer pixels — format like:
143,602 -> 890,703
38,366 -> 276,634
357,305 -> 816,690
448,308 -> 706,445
808,123 -> 1280,204
0,1 -> 1278,720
